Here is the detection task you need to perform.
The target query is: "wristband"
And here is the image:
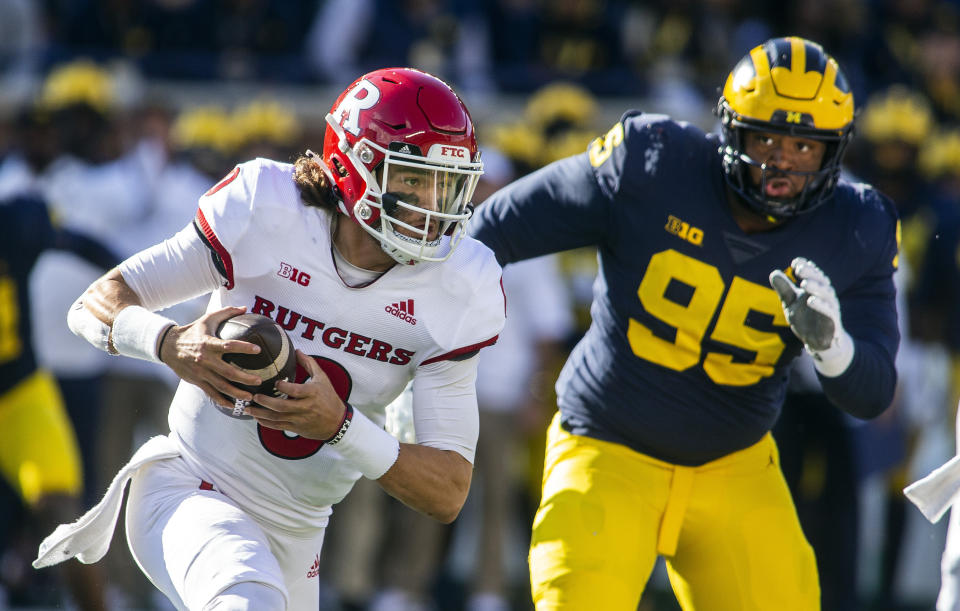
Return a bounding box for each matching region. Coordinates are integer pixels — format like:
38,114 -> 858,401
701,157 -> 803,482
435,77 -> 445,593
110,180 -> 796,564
324,403 -> 354,445
111,305 -> 176,363
811,329 -> 855,377
330,405 -> 400,480
156,324 -> 176,363
67,298 -> 113,354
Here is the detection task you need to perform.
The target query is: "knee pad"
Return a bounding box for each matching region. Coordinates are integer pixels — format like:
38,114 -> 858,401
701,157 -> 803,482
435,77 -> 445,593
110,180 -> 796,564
203,581 -> 287,611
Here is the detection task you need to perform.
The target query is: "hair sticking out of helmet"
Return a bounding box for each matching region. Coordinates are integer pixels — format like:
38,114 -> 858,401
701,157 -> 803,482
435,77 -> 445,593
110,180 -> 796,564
320,67 -> 483,265
717,36 -> 855,220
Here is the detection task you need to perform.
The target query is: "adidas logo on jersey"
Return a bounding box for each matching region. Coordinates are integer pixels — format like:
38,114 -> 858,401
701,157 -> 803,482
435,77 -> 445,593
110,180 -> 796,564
385,299 -> 417,325
307,554 -> 320,579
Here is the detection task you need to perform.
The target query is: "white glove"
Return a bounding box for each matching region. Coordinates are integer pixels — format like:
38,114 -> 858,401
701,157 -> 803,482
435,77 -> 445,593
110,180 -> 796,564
769,257 -> 854,377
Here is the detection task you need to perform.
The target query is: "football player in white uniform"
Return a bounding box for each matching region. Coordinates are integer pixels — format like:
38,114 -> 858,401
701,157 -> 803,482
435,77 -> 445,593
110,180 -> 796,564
33,68 -> 505,611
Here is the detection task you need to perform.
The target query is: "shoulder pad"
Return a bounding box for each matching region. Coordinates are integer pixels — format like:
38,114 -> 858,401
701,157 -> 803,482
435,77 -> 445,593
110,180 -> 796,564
419,238 -> 506,356
591,112 -> 710,198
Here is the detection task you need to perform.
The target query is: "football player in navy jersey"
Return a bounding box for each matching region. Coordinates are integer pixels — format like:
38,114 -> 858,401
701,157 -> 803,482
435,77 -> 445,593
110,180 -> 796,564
0,194 -> 118,609
469,36 -> 899,611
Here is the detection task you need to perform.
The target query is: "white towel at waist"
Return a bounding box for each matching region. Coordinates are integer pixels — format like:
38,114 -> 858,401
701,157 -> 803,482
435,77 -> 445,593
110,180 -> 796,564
904,453 -> 960,524
33,435 -> 180,568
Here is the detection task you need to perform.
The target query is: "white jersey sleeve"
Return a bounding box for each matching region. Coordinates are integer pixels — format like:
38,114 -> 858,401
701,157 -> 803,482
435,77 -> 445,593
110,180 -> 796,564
402,238 -> 506,464
196,165 -> 252,241
194,160 -> 294,289
418,238 -> 506,365
118,223 -> 222,311
410,355 -> 480,463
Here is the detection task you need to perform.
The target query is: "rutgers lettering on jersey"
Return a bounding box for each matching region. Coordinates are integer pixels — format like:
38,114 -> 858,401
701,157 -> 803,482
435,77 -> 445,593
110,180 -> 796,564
252,295 -> 415,365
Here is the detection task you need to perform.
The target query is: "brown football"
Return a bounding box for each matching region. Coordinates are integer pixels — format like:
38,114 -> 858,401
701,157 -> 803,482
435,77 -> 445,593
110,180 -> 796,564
215,313 -> 298,419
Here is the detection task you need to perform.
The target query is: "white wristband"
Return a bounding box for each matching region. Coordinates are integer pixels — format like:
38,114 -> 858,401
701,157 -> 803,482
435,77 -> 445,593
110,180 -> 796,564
67,297 -> 113,354
111,305 -> 176,363
811,329 -> 855,377
331,406 -> 400,480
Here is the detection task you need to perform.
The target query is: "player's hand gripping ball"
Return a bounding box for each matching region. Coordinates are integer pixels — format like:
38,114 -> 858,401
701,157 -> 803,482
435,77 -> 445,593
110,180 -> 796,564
215,313 -> 297,419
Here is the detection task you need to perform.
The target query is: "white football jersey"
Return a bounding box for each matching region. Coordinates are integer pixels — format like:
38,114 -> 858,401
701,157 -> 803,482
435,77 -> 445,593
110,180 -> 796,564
167,158 -> 505,533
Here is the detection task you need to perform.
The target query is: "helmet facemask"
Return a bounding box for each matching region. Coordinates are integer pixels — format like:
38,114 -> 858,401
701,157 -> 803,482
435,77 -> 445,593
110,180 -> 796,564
719,99 -> 852,220
325,113 -> 483,265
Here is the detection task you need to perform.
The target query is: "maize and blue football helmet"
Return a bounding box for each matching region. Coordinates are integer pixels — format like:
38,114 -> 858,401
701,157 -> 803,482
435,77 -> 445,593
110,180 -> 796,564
718,37 -> 855,220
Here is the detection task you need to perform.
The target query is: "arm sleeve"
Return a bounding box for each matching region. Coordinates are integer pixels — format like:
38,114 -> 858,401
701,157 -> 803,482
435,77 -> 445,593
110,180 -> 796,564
468,153 -> 612,266
118,223 -> 222,312
819,202 -> 900,419
818,341 -> 897,419
411,355 -> 481,464
470,113 -> 680,267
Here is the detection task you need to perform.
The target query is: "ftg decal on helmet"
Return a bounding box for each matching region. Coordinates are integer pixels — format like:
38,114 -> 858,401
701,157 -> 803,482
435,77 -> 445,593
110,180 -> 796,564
717,37 -> 855,219
321,68 -> 483,265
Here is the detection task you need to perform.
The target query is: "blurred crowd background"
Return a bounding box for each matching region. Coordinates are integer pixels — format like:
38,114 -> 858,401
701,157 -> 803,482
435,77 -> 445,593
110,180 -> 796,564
3,0 -> 960,610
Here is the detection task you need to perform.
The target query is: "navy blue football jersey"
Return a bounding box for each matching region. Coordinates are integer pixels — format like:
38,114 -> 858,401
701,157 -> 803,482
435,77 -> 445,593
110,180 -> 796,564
469,111 -> 900,465
0,196 -> 119,393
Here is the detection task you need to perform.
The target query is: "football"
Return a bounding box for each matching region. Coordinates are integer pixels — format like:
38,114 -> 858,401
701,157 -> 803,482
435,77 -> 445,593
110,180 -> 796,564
215,313 -> 298,419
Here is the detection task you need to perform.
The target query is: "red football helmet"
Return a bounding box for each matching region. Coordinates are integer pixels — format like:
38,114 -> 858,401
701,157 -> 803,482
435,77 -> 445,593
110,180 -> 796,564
321,67 -> 483,264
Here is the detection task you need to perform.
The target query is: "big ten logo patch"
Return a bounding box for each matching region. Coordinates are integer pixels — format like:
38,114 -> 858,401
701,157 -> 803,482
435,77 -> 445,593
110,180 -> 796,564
278,262 -> 311,286
665,215 -> 704,246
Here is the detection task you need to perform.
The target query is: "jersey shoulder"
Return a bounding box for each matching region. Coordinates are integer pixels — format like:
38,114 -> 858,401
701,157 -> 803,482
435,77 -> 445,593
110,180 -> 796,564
196,158 -> 303,251
203,157 -> 298,211
832,180 -> 899,236
823,180 -> 900,275
442,236 -> 503,295
594,111 -> 715,198
416,237 -> 506,356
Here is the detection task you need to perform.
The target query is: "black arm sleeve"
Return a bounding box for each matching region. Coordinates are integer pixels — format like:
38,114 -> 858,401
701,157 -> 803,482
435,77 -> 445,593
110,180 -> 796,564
818,341 -> 897,419
469,154 -> 612,267
818,193 -> 900,419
